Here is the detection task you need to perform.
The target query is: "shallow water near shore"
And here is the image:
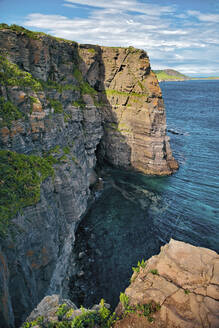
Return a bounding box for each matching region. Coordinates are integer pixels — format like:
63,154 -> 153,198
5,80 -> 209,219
70,80 -> 219,309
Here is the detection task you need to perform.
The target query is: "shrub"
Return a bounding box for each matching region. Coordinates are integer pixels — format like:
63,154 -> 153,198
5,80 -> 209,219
0,55 -> 42,91
0,150 -> 55,236
0,97 -> 24,127
48,98 -> 63,113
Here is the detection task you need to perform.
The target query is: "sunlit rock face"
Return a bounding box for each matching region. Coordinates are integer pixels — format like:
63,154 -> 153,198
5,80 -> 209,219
115,239 -> 219,328
0,25 -> 177,327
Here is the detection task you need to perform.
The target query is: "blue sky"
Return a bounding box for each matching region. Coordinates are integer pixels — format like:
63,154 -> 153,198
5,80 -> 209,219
1,0 -> 219,76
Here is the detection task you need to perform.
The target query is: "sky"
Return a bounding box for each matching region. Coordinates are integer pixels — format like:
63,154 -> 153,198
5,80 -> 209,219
1,0 -> 219,76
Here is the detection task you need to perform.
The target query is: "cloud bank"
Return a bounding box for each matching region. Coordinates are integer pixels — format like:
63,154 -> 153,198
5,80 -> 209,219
23,0 -> 219,76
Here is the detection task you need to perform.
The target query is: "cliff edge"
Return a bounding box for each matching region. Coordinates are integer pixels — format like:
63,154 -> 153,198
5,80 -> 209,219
0,24 -> 178,327
116,239 -> 219,328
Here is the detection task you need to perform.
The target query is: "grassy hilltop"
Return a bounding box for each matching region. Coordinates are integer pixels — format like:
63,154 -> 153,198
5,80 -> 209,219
154,69 -> 189,81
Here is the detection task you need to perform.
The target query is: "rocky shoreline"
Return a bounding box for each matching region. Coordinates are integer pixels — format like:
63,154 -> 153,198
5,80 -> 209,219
22,239 -> 219,328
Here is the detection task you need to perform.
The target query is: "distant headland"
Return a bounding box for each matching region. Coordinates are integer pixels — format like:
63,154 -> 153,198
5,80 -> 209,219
153,69 -> 219,82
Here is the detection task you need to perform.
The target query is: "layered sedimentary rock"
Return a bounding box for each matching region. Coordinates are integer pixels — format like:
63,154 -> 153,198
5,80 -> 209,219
0,25 -> 177,327
115,239 -> 219,328
79,45 -> 178,175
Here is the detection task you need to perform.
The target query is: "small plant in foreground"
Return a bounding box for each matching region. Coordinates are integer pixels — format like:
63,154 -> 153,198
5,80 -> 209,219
120,292 -> 129,310
184,289 -> 190,294
132,259 -> 146,273
56,303 -> 69,320
150,269 -> 159,275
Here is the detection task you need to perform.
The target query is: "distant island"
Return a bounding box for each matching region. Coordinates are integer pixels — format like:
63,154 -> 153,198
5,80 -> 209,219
154,69 -> 219,82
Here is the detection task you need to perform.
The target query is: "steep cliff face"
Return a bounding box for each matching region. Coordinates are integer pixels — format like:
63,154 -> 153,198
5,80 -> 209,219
0,25 -> 178,327
78,44 -> 178,175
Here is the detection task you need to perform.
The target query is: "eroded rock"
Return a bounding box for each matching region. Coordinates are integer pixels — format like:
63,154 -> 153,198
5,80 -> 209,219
115,239 -> 219,328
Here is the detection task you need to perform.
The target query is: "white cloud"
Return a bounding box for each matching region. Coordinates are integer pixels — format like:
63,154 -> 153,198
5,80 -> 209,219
64,0 -> 175,16
63,3 -> 78,8
159,30 -> 188,35
22,0 -> 219,75
188,10 -> 219,23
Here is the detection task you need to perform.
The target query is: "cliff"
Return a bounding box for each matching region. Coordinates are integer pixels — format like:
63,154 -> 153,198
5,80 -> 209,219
0,24 -> 178,327
22,240 -> 219,328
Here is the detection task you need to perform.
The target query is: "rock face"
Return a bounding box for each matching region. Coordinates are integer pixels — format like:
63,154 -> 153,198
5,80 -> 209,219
79,45 -> 178,175
115,239 -> 219,328
0,25 -> 177,327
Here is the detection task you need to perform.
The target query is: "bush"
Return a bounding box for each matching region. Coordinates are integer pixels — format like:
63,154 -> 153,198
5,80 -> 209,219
0,97 -> 24,127
0,150 -> 55,236
0,55 -> 42,91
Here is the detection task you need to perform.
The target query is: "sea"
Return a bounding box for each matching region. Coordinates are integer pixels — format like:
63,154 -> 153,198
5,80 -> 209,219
70,80 -> 219,309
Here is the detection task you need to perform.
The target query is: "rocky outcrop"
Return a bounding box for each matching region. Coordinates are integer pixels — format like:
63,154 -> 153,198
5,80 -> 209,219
0,25 -> 178,327
20,240 -> 219,328
115,239 -> 219,328
79,45 -> 178,175
23,294 -> 112,327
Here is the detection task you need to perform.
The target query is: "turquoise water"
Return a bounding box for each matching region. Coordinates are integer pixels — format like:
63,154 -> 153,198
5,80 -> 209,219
70,80 -> 219,308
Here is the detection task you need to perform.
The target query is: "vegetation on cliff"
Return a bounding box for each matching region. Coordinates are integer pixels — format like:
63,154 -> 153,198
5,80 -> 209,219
0,97 -> 24,127
0,150 -> 56,236
0,23 -> 77,44
22,299 -> 116,328
0,55 -> 42,91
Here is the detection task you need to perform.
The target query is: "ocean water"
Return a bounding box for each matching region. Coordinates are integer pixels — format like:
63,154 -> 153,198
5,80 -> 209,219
70,80 -> 219,308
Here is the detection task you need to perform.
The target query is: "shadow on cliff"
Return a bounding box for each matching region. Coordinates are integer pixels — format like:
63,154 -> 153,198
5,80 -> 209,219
78,44 -> 133,172
67,46 -> 158,310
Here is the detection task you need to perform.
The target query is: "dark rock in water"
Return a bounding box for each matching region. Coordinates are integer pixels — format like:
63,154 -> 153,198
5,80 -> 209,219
0,24 -> 178,327
167,128 -> 183,135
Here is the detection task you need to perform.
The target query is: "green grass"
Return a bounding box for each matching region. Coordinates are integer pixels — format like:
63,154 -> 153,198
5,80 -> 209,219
81,82 -> 97,96
0,23 -> 77,44
73,68 -> 83,82
72,100 -> 85,108
120,293 -> 129,310
0,150 -> 56,236
40,79 -> 79,93
119,292 -> 161,323
150,269 -> 159,275
132,259 -> 146,273
154,70 -> 187,81
47,98 -> 63,113
63,146 -> 70,154
0,97 -> 24,127
0,55 -> 42,91
105,89 -> 147,98
0,24 -> 45,39
87,48 -> 96,54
